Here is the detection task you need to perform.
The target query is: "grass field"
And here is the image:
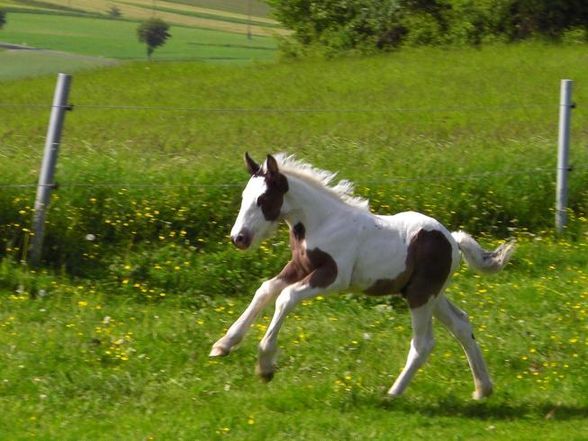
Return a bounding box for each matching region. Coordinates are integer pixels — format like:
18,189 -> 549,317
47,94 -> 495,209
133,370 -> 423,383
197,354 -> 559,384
0,42 -> 587,439
0,43 -> 586,259
0,0 -> 280,77
0,0 -> 279,35
0,239 -> 587,439
0,12 -> 277,62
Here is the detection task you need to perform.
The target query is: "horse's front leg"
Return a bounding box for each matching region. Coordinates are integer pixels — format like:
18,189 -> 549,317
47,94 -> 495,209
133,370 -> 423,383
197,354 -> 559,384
256,282 -> 325,381
210,277 -> 288,357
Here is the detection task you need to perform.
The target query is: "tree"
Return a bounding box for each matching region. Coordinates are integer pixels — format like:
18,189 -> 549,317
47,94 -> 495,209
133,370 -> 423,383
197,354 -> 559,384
0,9 -> 7,30
137,18 -> 171,60
108,6 -> 122,19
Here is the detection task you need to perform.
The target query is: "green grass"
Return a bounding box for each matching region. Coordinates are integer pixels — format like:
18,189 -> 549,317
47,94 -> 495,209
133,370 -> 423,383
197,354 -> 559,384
0,42 -> 587,438
0,44 -> 586,243
0,239 -> 587,439
0,44 -> 586,277
0,12 -> 277,61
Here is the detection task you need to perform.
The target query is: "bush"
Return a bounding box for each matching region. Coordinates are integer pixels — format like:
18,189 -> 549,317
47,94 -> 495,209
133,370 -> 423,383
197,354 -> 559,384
267,0 -> 588,55
502,0 -> 588,40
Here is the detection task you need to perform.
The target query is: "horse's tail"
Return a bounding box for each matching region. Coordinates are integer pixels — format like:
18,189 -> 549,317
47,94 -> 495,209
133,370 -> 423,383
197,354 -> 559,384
451,231 -> 515,274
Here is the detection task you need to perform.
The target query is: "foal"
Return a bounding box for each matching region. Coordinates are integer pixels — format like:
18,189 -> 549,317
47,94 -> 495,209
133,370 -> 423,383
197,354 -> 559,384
210,153 -> 514,399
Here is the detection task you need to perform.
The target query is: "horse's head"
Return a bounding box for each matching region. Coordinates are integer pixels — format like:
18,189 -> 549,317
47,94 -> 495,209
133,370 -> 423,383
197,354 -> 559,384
230,153 -> 289,250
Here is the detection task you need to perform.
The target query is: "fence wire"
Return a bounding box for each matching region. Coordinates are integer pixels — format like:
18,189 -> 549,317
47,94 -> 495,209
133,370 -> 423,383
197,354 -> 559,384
0,164 -> 586,191
0,99 -> 582,191
0,102 -> 555,114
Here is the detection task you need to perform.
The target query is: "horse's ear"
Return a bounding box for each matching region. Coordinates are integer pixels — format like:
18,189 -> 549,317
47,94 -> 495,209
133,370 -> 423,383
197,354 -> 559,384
244,152 -> 260,176
265,154 -> 279,175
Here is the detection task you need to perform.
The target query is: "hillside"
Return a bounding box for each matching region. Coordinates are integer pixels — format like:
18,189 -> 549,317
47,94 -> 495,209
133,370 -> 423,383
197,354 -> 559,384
0,0 -> 281,78
0,0 -> 282,36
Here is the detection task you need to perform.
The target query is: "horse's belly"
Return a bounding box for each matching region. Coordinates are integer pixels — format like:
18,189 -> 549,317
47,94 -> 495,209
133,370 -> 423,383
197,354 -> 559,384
350,235 -> 410,294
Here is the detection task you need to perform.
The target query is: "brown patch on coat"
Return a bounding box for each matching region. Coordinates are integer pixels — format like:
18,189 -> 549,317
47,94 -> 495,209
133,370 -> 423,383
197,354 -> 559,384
257,170 -> 289,221
364,229 -> 453,308
278,222 -> 338,288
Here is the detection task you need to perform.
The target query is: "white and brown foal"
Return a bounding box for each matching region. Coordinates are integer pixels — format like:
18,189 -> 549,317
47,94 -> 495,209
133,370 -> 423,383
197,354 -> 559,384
210,153 -> 514,399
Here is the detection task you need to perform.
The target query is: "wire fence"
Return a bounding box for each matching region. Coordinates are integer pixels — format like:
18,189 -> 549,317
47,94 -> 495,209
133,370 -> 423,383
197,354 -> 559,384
0,79 -> 584,267
0,102 -> 556,114
0,98 -> 583,190
0,164 -> 586,190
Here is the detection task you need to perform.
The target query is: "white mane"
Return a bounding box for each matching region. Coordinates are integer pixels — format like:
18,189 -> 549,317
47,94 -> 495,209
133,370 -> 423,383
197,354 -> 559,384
273,153 -> 370,211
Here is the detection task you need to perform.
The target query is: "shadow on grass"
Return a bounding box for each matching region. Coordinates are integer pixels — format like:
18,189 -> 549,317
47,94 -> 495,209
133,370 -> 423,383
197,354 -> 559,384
376,394 -> 588,421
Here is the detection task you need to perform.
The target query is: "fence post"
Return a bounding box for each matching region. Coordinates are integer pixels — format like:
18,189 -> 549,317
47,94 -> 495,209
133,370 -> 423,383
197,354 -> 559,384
555,79 -> 573,234
29,73 -> 73,267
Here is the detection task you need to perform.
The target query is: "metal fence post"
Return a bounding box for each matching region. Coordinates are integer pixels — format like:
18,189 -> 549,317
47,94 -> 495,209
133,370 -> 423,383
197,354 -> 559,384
29,73 -> 73,267
555,79 -> 573,234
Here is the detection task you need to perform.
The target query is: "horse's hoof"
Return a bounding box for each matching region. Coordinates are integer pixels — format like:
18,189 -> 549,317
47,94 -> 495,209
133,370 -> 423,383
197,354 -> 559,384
259,371 -> 274,383
256,364 -> 275,382
472,385 -> 493,400
209,345 -> 229,357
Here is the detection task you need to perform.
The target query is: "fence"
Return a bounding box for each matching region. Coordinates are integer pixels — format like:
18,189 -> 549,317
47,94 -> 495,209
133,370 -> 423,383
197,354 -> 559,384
0,74 -> 581,266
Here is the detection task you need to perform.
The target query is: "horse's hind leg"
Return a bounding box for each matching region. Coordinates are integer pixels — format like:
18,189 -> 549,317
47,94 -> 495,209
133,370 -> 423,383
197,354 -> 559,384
388,301 -> 435,397
433,295 -> 493,399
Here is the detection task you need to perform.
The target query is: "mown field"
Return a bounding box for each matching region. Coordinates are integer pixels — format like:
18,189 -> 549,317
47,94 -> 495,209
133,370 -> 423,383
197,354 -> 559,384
0,0 -> 277,34
0,42 -> 587,439
0,12 -> 277,64
0,0 -> 280,79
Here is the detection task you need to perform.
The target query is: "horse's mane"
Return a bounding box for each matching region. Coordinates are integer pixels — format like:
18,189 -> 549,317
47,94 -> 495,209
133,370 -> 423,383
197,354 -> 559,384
274,153 -> 370,211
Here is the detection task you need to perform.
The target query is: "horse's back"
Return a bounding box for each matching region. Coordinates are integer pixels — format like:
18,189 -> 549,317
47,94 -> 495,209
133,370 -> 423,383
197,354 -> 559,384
350,211 -> 460,292
377,211 -> 460,265
376,211 -> 450,235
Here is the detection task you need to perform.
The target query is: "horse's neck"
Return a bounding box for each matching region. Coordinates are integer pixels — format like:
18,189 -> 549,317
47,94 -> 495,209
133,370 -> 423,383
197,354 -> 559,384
283,175 -> 353,235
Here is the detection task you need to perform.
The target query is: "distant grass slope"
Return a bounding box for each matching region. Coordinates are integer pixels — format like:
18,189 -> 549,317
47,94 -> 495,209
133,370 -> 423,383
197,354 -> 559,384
166,0 -> 271,17
2,0 -> 283,36
123,1 -> 281,29
0,12 -> 277,61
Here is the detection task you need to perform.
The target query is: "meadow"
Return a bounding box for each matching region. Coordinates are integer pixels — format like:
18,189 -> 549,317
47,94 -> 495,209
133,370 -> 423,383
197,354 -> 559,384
0,12 -> 277,62
0,239 -> 587,439
0,41 -> 587,439
0,0 -> 279,79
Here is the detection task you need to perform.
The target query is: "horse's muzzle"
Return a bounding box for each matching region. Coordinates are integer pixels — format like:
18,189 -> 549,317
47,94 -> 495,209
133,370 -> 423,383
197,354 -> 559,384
231,229 -> 252,250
